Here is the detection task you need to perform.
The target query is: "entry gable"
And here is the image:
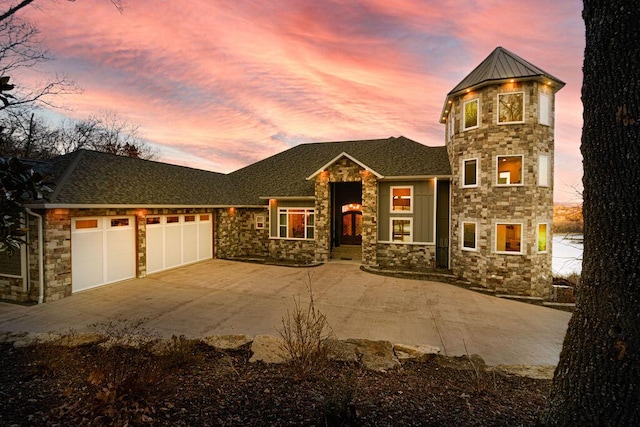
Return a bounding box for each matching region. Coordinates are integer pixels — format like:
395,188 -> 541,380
306,152 -> 383,180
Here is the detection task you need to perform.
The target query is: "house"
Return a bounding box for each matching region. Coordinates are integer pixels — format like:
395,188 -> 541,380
0,47 -> 564,303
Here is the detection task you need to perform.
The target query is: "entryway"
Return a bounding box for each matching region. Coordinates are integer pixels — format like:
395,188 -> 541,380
331,182 -> 362,261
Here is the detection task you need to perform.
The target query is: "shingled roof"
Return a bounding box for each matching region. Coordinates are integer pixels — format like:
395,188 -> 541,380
440,47 -> 565,123
38,149 -> 229,207
32,137 -> 451,208
226,136 -> 451,205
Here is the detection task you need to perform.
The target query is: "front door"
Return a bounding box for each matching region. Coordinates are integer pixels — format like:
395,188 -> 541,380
341,211 -> 362,245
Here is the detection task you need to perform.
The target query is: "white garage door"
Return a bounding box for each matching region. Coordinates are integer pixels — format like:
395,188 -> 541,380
71,216 -> 136,292
146,213 -> 212,274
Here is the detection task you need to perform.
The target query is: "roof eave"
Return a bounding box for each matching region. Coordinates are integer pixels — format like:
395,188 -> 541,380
439,75 -> 566,124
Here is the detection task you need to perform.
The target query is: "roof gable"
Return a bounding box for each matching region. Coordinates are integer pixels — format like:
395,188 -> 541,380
306,152 -> 383,180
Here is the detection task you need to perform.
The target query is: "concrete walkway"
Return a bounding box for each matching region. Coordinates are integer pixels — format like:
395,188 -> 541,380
0,260 -> 571,366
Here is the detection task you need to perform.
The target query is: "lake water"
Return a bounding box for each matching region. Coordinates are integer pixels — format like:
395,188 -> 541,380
552,234 -> 583,276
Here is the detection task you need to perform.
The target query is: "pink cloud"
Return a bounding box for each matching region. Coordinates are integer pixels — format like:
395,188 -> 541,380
24,0 -> 584,201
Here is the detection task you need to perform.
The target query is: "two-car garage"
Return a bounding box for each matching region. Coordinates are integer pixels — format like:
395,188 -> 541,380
71,213 -> 213,292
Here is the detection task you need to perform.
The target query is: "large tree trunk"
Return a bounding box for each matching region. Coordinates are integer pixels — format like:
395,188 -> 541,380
541,1 -> 640,425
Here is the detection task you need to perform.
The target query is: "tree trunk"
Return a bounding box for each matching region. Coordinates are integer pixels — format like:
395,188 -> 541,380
541,1 -> 640,425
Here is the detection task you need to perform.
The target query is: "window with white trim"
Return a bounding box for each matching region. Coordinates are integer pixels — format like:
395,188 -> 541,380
462,222 -> 477,251
496,155 -> 523,185
462,158 -> 478,187
391,218 -> 412,243
539,93 -> 550,126
255,214 -> 265,230
448,109 -> 455,140
0,248 -> 23,277
538,154 -> 550,187
498,92 -> 524,124
390,186 -> 413,213
278,208 -> 315,240
537,223 -> 548,253
496,223 -> 523,254
463,98 -> 479,130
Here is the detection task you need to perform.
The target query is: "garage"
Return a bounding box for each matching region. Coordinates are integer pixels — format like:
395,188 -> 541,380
71,216 -> 136,292
146,213 -> 213,274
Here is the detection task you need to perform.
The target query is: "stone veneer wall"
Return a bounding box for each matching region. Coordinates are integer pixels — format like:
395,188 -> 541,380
314,157 -> 378,265
215,207 -> 269,259
376,243 -> 434,269
447,80 -> 556,297
269,239 -> 316,263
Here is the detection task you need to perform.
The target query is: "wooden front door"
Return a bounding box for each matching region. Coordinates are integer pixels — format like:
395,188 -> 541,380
341,211 -> 362,245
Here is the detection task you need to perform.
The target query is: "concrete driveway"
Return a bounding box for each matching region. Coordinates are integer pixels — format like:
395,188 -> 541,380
0,259 -> 571,366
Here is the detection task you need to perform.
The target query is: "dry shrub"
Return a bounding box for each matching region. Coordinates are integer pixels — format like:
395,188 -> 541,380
278,275 -> 333,380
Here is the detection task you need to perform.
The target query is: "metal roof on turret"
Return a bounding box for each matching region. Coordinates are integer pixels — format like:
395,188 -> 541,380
439,47 -> 565,123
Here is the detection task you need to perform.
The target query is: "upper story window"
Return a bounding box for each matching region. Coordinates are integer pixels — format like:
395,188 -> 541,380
278,208 -> 314,240
463,99 -> 479,130
390,186 -> 413,213
447,109 -> 455,140
462,158 -> 478,187
537,223 -> 548,253
496,223 -> 523,254
498,92 -> 524,124
496,155 -> 523,186
538,154 -> 550,187
539,93 -> 551,126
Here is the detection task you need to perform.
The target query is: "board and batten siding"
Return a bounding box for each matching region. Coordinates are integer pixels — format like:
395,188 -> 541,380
378,180 -> 436,243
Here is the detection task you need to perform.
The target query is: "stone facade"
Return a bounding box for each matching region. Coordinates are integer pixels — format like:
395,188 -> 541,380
215,207 -> 269,259
313,156 -> 378,265
376,243 -> 434,269
447,80 -> 556,297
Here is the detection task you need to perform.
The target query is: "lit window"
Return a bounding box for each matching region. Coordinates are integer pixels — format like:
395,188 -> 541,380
496,223 -> 523,254
463,99 -> 479,130
538,154 -> 550,187
255,215 -> 265,230
539,93 -> 550,126
75,219 -> 99,230
463,159 -> 478,187
538,223 -> 548,253
498,92 -> 524,124
391,218 -> 412,243
496,155 -> 523,185
278,208 -> 315,240
391,186 -> 413,213
462,222 -> 477,250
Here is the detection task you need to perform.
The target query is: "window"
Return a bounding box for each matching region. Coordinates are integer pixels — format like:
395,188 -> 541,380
0,249 -> 22,277
498,92 -> 524,124
75,219 -> 99,229
255,214 -> 265,230
146,216 -> 161,225
462,222 -> 477,251
496,155 -> 523,185
463,99 -> 479,130
462,158 -> 478,187
539,93 -> 550,126
390,186 -> 413,213
278,208 -> 315,240
496,223 -> 523,254
110,218 -> 130,227
200,214 -> 210,222
391,218 -> 412,243
166,216 -> 180,224
538,223 -> 548,253
448,109 -> 455,140
184,215 -> 196,222
538,154 -> 550,187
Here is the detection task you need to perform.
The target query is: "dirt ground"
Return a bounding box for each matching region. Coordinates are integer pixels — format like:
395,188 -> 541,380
0,340 -> 551,426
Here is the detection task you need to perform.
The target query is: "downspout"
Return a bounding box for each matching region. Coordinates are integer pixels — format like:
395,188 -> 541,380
25,209 -> 44,304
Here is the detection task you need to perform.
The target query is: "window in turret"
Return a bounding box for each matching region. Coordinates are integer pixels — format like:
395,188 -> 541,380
462,158 -> 478,187
463,99 -> 479,130
498,92 -> 524,124
539,93 -> 551,126
495,223 -> 523,254
496,155 -> 523,185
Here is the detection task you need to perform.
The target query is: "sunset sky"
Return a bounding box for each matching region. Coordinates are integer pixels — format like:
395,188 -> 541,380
21,0 -> 584,202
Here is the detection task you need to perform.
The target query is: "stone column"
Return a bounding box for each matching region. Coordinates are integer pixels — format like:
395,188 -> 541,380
361,171 -> 378,265
314,172 -> 331,263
